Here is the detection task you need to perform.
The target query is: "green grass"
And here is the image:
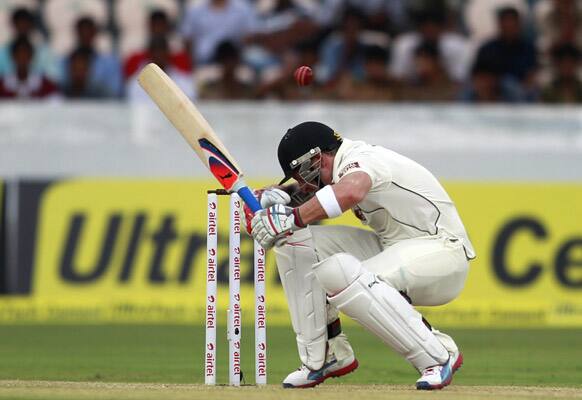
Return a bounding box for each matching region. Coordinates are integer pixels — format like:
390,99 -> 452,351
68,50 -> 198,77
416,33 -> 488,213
0,325 -> 580,387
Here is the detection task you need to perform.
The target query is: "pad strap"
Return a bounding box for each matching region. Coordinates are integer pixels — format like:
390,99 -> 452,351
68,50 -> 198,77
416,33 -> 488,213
327,318 -> 342,339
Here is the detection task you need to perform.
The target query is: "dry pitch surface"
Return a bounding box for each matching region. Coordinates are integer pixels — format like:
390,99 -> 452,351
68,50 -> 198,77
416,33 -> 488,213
1,381 -> 581,400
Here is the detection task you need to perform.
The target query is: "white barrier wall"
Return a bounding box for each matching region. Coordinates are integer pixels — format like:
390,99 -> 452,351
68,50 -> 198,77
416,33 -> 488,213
1,102 -> 581,180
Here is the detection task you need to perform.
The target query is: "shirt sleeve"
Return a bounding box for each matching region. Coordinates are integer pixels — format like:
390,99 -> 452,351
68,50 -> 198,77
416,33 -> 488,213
180,7 -> 197,38
335,149 -> 391,189
241,3 -> 260,34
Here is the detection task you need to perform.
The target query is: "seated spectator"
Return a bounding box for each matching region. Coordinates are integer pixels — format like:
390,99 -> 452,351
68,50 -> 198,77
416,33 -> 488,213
390,11 -> 470,83
472,7 -> 537,99
335,44 -> 395,101
60,16 -> 122,98
61,47 -> 108,99
319,7 -> 368,85
197,41 -> 254,99
244,0 -> 320,73
315,0 -> 409,33
180,0 -> 259,66
127,37 -> 196,102
256,39 -> 327,100
0,37 -> 59,99
124,9 -> 191,79
460,60 -> 526,103
397,41 -> 458,101
463,0 -> 529,45
541,44 -> 582,103
535,0 -> 582,54
0,7 -> 58,80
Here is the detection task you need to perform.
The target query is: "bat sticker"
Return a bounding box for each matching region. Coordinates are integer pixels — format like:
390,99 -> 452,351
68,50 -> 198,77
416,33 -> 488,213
199,138 -> 240,190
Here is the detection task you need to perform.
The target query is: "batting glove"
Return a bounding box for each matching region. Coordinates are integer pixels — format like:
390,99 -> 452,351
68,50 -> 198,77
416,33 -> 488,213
243,188 -> 291,235
251,204 -> 304,249
259,188 -> 291,208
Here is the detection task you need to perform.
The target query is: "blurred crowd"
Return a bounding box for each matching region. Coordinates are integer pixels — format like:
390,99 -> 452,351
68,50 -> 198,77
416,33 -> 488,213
0,0 -> 581,103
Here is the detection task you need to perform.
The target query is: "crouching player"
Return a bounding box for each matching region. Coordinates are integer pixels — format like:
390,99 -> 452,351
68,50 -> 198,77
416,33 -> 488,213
246,121 -> 475,390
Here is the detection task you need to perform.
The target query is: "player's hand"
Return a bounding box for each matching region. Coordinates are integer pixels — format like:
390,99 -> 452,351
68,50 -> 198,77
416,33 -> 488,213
243,188 -> 291,235
251,204 -> 302,249
259,188 -> 291,208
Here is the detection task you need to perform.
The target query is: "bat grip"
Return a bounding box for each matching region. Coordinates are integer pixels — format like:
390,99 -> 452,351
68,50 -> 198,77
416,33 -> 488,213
237,186 -> 261,213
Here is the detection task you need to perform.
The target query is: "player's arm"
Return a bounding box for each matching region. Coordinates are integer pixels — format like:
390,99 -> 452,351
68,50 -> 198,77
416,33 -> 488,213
297,171 -> 372,225
251,172 -> 372,249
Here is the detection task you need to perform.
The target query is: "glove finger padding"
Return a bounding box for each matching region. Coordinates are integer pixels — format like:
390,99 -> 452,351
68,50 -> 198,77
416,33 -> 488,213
251,204 -> 297,249
260,188 -> 291,208
242,188 -> 291,236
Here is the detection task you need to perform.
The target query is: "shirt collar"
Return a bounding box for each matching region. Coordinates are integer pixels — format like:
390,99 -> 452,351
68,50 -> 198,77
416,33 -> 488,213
332,138 -> 352,183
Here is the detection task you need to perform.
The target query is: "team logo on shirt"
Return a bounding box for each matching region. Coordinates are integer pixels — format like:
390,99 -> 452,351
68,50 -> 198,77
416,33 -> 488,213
338,161 -> 360,178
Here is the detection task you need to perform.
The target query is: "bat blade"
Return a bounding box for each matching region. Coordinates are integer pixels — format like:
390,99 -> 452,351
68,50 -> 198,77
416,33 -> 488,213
137,63 -> 260,212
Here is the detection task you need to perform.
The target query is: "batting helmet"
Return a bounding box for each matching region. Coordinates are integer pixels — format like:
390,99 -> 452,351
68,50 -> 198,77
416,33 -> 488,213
277,121 -> 343,185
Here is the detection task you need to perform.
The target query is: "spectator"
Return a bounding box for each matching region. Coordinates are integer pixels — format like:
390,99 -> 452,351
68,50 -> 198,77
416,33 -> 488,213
257,39 -> 326,100
319,7 -> 368,85
397,41 -> 458,101
541,44 -> 582,103
61,47 -> 108,99
462,0 -> 529,45
180,0 -> 259,66
127,37 -> 196,102
315,0 -> 409,33
60,17 -> 122,98
472,7 -> 537,99
460,60 -> 526,103
535,0 -> 582,54
335,44 -> 396,101
197,41 -> 254,99
390,11 -> 470,83
244,0 -> 320,73
0,37 -> 59,99
0,7 -> 58,80
124,10 -> 192,79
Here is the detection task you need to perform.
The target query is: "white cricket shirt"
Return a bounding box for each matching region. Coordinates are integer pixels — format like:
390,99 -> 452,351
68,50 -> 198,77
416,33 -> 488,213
332,138 -> 476,259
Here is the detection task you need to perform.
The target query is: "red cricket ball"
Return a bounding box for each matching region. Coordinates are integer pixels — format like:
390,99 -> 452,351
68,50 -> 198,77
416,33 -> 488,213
294,65 -> 313,86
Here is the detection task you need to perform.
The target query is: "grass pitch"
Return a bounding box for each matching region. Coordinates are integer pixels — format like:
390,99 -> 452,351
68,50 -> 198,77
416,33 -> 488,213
0,325 -> 581,399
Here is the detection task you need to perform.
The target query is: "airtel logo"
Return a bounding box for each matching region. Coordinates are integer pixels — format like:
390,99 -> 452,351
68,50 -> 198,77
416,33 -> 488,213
234,247 -> 240,255
208,295 -> 215,302
258,248 -> 265,256
209,248 -> 216,256
207,343 -> 214,350
234,341 -> 240,349
258,343 -> 266,350
257,295 -> 265,302
209,202 -> 217,210
234,294 -> 240,301
235,201 -> 241,208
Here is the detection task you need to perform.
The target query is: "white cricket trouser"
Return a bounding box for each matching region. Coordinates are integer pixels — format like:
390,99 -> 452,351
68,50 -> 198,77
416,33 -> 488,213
308,225 -> 470,306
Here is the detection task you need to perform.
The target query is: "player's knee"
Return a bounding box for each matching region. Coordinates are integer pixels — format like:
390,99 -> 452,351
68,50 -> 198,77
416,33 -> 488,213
313,253 -> 362,296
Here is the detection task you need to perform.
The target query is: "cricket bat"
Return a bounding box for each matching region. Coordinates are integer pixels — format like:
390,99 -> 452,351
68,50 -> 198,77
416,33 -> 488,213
137,63 -> 261,212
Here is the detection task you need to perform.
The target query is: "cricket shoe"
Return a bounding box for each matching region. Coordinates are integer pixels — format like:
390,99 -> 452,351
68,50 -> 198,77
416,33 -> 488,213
415,356 -> 454,390
432,329 -> 463,374
451,350 -> 464,374
282,333 -> 358,388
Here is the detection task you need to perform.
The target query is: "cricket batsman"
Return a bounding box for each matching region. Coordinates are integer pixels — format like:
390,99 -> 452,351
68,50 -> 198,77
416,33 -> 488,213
247,121 -> 475,390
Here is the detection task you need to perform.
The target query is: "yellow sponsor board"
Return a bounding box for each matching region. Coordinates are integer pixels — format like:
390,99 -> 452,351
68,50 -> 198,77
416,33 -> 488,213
420,183 -> 582,327
28,179 -> 291,324
0,180 -> 580,327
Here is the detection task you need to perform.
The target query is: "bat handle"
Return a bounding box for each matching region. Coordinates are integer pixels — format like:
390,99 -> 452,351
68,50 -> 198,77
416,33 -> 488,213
236,186 -> 262,213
